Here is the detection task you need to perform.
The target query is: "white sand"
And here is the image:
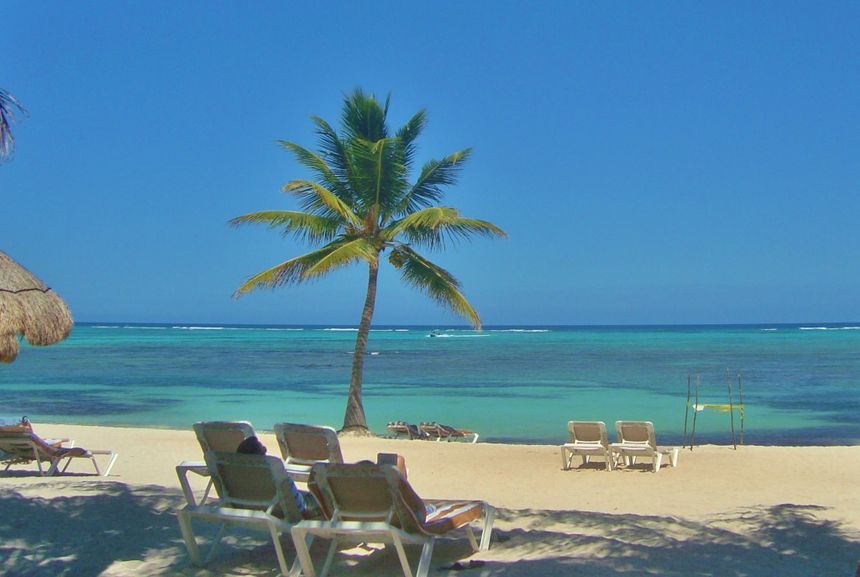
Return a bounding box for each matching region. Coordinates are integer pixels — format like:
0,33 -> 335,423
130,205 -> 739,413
2,423 -> 859,576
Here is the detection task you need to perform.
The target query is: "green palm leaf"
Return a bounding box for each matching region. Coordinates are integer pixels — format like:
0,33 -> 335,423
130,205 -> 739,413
398,149 -> 472,214
309,116 -> 360,201
282,180 -> 361,227
234,237 -> 377,295
394,109 -> 428,174
278,140 -> 349,201
388,245 -> 481,329
228,210 -> 341,242
385,207 -> 506,249
342,89 -> 389,142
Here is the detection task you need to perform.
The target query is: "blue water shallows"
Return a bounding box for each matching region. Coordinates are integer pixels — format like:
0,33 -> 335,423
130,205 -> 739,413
1,323 -> 858,445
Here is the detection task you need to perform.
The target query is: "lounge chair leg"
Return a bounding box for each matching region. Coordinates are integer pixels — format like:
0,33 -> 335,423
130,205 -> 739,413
101,452 -> 118,476
177,511 -> 203,565
290,526 -> 317,577
392,533 -> 414,577
288,533 -> 313,577
268,520 -> 290,577
320,536 -> 339,577
416,538 -> 434,577
653,453 -> 662,473
581,455 -> 589,465
465,525 -> 479,552
604,451 -> 613,471
201,478 -> 214,503
670,448 -> 679,468
46,457 -> 61,476
560,447 -> 569,470
480,505 -> 495,551
205,522 -> 228,563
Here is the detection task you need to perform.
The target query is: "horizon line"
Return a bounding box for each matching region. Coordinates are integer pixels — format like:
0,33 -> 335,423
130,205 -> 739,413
74,320 -> 860,329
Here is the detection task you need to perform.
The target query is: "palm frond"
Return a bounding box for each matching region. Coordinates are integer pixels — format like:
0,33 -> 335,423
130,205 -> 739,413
388,245 -> 481,329
394,109 -> 427,173
278,140 -> 349,200
310,116 -> 359,200
228,210 -> 341,242
283,180 -> 362,227
348,136 -> 408,219
235,237 -> 377,295
398,148 -> 472,214
0,89 -> 27,159
304,237 -> 378,277
385,206 -> 506,249
342,89 -> 388,142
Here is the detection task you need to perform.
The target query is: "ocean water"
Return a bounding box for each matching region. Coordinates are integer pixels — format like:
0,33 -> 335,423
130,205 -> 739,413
1,323 -> 859,445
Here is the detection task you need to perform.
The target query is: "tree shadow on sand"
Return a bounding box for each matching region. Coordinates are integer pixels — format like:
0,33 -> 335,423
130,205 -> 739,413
1,483 -> 859,577
474,504 -> 860,577
0,480 -> 185,577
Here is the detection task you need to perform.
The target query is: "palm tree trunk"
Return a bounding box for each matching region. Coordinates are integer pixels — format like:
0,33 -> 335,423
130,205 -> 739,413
342,258 -> 379,433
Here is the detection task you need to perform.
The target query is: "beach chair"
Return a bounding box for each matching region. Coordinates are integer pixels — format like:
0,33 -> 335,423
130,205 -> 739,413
0,426 -> 118,477
177,451 -> 316,577
291,462 -> 494,577
418,422 -> 479,444
560,421 -> 614,471
611,421 -> 679,473
387,421 -> 431,440
274,423 -> 344,483
176,421 -> 256,506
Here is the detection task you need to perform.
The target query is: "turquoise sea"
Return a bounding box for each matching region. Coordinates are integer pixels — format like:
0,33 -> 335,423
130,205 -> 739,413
1,323 -> 859,445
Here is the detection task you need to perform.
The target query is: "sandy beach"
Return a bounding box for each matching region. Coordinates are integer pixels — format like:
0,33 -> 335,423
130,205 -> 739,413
1,423 -> 859,576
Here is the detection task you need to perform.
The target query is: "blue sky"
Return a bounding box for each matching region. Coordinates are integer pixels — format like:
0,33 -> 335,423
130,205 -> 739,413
2,2 -> 858,325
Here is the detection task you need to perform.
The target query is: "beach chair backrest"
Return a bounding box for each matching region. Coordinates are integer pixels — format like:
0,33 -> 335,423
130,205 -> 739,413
193,421 -> 255,454
568,421 -> 608,445
311,463 -> 426,532
206,451 -> 303,522
0,429 -> 58,462
0,429 -> 36,460
615,421 -> 657,448
273,423 -> 343,465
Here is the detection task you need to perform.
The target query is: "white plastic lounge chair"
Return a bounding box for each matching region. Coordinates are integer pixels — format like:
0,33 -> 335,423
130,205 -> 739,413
560,421 -> 614,471
176,451 -> 316,577
387,421 -> 431,440
0,427 -> 117,477
273,423 -> 344,483
176,421 -> 256,506
418,422 -> 479,443
292,462 -> 494,577
611,421 -> 679,473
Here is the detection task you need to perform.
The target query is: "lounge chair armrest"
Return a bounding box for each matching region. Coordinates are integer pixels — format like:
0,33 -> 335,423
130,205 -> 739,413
176,460 -> 209,506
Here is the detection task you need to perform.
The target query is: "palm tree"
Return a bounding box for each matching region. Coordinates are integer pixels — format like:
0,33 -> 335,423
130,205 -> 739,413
0,89 -> 27,160
231,89 -> 505,434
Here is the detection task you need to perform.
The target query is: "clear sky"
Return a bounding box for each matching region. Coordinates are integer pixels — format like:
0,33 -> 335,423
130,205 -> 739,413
2,2 -> 858,326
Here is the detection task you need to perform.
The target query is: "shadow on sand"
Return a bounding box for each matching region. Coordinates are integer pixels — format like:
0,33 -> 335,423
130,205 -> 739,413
478,505 -> 860,577
0,481 -> 858,577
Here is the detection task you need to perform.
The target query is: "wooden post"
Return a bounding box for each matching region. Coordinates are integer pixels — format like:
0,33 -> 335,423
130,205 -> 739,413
683,374 -> 692,448
737,371 -> 745,445
727,368 -> 737,449
690,375 -> 700,450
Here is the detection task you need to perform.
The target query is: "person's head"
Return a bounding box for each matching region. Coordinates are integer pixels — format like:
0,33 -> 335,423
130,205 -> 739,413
236,435 -> 267,455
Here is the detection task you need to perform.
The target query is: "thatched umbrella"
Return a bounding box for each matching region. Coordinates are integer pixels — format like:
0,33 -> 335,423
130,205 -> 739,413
0,251 -> 73,362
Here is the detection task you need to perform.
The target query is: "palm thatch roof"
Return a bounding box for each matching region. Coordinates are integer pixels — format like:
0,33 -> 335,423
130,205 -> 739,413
0,251 -> 73,363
